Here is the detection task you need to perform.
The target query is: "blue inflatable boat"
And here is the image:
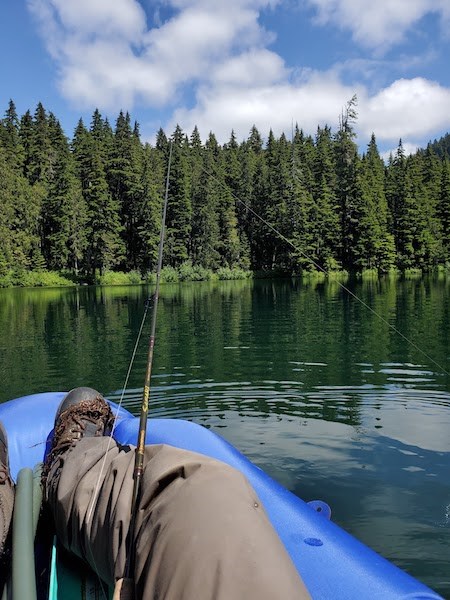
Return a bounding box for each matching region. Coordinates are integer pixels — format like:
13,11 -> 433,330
0,392 -> 443,599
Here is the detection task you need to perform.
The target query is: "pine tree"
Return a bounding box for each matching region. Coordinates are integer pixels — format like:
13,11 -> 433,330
85,149 -> 124,276
107,110 -> 143,269
190,133 -> 221,269
164,125 -> 192,267
438,160 -> 450,262
223,131 -> 250,268
242,127 -> 269,270
156,128 -> 169,154
312,126 -> 340,269
355,134 -> 395,271
135,144 -> 165,272
72,120 -> 123,276
45,120 -> 87,272
265,131 -> 293,269
334,95 -> 360,270
19,110 -> 34,180
288,127 -> 317,271
0,100 -> 24,170
390,151 -> 439,269
0,145 -> 42,273
26,102 -> 53,186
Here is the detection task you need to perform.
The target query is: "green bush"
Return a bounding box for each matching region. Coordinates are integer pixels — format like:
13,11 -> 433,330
0,269 -> 75,288
218,267 -> 252,280
300,270 -> 326,282
359,268 -> 379,280
160,266 -> 179,283
178,262 -> 213,281
403,268 -> 422,280
96,270 -> 144,286
0,272 -> 13,288
128,270 -> 143,284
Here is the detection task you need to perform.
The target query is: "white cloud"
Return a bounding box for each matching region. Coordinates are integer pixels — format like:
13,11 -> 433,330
170,70 -> 359,141
213,49 -> 288,87
169,72 -> 450,149
359,78 -> 450,142
304,0 -> 450,51
27,0 -> 450,151
27,0 -> 275,108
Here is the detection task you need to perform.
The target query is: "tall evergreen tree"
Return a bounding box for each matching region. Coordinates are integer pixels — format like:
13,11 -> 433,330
312,126 -> 340,269
438,160 -> 450,262
223,131 -> 250,268
135,144 -> 164,272
0,145 -> 42,273
44,118 -> 87,272
107,110 -> 143,269
0,100 -> 24,170
355,134 -> 395,271
334,95 -> 360,270
288,127 -> 317,271
190,133 -> 221,268
165,125 -> 192,266
72,120 -> 123,276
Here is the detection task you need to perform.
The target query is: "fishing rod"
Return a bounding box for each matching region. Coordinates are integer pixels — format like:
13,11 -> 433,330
122,141 -> 173,587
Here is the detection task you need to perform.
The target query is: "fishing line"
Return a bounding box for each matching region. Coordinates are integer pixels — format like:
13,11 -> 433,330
204,166 -> 450,378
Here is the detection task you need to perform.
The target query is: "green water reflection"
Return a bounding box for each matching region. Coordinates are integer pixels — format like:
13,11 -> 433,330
0,277 -> 449,595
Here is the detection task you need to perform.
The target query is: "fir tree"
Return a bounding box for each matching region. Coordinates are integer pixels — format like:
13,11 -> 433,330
312,126 -> 340,269
165,125 -> 192,267
0,100 -> 24,170
438,160 -> 450,261
334,95 -> 360,270
355,134 -> 395,271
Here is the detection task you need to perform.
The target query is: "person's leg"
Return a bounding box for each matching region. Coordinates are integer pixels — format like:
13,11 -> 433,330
45,389 -> 310,599
46,435 -> 133,585
47,438 -> 310,599
134,444 -> 310,600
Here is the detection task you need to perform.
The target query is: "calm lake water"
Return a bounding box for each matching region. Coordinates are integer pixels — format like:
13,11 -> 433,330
1,277 -> 449,596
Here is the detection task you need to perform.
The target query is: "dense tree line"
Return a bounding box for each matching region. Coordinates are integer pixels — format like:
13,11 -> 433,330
1,98 -> 449,282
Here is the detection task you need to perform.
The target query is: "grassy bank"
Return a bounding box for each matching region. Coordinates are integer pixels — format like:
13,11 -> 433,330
1,264 -> 449,289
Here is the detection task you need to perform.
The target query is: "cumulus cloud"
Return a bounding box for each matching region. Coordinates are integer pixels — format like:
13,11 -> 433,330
170,72 -> 450,148
359,77 -> 450,141
304,0 -> 450,51
27,0 -> 450,150
27,0 -> 275,108
171,70 -> 360,141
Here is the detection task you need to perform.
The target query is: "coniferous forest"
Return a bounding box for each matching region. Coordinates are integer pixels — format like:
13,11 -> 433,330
1,98 -> 450,286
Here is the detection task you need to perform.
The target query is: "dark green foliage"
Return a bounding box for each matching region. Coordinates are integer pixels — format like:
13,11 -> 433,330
334,96 -> 361,270
164,125 -> 192,267
1,99 -> 450,287
0,100 -> 24,170
429,132 -> 450,159
438,160 -> 450,258
72,116 -> 124,276
356,135 -> 395,271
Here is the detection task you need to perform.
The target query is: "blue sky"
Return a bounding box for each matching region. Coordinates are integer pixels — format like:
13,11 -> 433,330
1,0 -> 450,156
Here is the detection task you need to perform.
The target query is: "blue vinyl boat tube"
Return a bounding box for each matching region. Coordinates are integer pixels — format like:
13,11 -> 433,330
0,392 -> 444,600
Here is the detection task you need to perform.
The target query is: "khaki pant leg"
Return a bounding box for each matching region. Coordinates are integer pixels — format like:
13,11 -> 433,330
46,437 -> 135,585
47,439 -> 311,600
134,445 -> 310,599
